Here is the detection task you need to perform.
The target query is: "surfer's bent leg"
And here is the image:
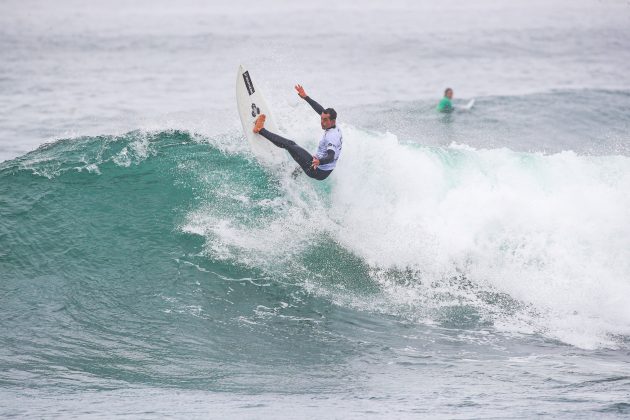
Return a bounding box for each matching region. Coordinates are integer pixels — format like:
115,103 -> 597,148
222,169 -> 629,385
258,128 -> 332,181
258,128 -> 313,171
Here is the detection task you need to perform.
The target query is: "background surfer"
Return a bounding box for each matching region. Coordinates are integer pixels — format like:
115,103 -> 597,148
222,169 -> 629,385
437,87 -> 454,113
253,84 -> 342,181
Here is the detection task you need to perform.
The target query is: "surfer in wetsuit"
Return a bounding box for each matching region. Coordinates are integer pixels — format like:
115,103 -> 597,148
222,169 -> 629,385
252,84 -> 342,181
437,87 -> 454,113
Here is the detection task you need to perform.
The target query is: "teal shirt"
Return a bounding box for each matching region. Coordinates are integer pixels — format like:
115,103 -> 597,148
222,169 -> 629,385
437,97 -> 453,113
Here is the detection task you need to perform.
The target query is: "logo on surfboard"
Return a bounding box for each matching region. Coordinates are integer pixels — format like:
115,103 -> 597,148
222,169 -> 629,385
242,71 -> 255,96
251,103 -> 260,117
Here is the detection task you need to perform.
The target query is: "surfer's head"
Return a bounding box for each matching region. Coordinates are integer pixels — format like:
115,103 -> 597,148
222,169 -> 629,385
321,108 -> 337,129
444,88 -> 453,99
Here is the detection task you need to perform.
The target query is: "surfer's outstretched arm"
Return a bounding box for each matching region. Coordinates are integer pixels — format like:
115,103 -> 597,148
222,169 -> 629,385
295,84 -> 325,115
303,96 -> 325,115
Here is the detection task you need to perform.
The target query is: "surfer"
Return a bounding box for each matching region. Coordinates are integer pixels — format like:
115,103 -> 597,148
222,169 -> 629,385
253,84 -> 342,181
437,87 -> 454,113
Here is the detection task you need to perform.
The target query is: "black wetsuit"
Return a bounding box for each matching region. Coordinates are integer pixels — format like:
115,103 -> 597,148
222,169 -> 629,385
258,96 -> 336,181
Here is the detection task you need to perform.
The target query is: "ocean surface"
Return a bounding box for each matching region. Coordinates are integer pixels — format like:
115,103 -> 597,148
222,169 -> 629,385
2,0 -> 630,418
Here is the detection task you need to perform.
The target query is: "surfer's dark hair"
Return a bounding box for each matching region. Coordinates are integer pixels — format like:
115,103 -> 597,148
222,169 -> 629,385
444,87 -> 453,95
324,108 -> 337,120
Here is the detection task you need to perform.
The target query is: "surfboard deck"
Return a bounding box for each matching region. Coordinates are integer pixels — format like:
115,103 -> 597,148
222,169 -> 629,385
236,65 -> 286,165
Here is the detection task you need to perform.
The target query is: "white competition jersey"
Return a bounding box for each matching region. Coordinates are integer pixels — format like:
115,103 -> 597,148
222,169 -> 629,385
315,126 -> 343,171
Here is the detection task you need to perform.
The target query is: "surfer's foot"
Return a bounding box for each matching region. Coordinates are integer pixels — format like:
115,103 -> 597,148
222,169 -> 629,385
253,114 -> 266,133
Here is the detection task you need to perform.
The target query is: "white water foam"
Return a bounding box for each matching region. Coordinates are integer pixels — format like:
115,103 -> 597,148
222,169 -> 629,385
329,126 -> 630,348
185,96 -> 630,349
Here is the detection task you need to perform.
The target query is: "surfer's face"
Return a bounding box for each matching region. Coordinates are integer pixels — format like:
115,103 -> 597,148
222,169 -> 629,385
446,89 -> 453,99
321,113 -> 334,129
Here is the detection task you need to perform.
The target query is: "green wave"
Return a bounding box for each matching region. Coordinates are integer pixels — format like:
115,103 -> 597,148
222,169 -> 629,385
2,129 -> 629,356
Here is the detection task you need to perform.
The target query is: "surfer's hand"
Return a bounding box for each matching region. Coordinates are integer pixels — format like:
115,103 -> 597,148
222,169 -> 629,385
295,84 -> 307,98
310,156 -> 320,170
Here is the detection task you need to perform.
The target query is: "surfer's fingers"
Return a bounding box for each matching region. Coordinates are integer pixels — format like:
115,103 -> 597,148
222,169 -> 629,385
295,84 -> 306,96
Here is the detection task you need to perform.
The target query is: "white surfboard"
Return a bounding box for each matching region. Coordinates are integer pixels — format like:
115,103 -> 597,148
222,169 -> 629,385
236,65 -> 286,165
460,98 -> 475,111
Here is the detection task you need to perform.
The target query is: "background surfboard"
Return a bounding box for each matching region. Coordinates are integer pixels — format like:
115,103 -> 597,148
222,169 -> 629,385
454,98 -> 475,111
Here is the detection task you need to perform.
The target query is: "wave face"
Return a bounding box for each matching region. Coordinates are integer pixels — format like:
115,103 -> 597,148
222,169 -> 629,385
2,126 -> 630,342
2,126 -> 630,417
